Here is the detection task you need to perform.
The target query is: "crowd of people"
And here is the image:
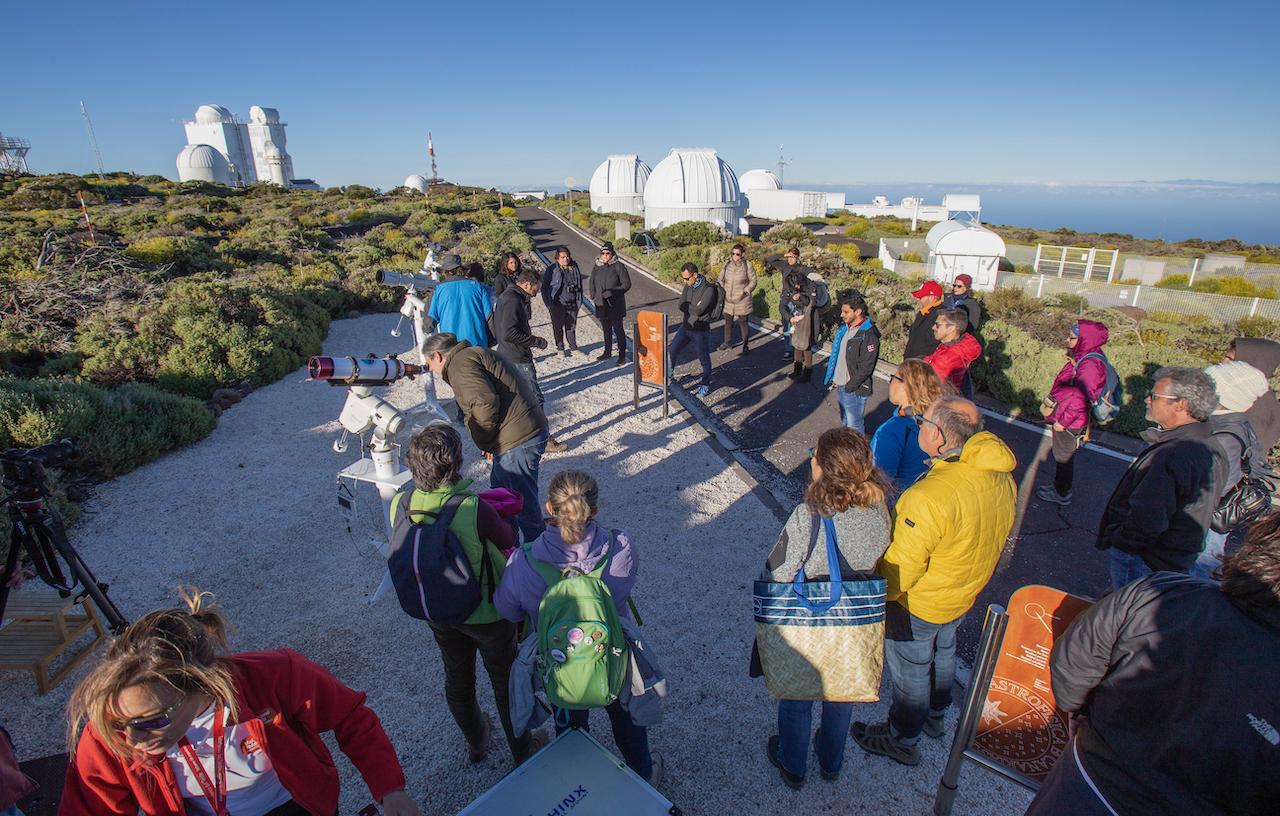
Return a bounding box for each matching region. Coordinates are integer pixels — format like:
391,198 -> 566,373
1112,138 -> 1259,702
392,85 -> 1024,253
6,236 -> 1279,816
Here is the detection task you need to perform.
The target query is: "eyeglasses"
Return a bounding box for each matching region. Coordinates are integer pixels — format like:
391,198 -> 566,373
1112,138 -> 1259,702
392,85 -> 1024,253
111,693 -> 187,734
912,414 -> 944,435
889,374 -> 903,383
1146,392 -> 1182,402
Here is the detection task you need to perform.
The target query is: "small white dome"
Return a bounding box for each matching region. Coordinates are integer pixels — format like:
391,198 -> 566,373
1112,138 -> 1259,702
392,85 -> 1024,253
194,104 -> 233,124
248,105 -> 281,125
739,169 -> 781,192
177,144 -> 232,185
403,174 -> 430,194
643,148 -> 742,233
589,154 -> 651,215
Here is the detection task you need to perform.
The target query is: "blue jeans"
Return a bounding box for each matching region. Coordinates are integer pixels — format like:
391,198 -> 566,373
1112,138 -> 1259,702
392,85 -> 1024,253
555,700 -> 653,781
1192,529 -> 1228,581
513,362 -> 544,409
668,325 -> 712,388
884,603 -> 958,745
491,430 -> 547,542
835,389 -> 867,433
1109,548 -> 1154,590
777,699 -> 854,778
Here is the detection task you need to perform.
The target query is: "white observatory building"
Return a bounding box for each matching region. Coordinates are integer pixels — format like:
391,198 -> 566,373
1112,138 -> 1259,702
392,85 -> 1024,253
402,174 -> 430,195
925,219 -> 1006,292
643,148 -> 742,234
739,169 -> 781,195
176,104 -> 299,187
589,154 -> 651,215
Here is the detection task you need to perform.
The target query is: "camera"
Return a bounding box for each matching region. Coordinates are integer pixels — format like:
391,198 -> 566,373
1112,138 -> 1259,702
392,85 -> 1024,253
2,439 -> 81,492
308,356 -> 424,386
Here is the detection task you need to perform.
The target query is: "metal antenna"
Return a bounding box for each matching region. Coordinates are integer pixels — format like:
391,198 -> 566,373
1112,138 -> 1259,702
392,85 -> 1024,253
80,101 -> 105,179
776,144 -> 790,187
427,132 -> 439,184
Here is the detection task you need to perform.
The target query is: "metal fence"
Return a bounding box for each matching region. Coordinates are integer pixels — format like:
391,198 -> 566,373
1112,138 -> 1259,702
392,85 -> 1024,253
997,273 -> 1280,323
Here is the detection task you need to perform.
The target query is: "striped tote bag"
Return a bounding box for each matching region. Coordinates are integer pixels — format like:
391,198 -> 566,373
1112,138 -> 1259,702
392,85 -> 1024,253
753,517 -> 887,702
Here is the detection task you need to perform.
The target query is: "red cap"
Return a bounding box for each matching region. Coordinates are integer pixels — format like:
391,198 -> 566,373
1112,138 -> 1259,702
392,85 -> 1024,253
954,274 -> 973,288
911,280 -> 943,299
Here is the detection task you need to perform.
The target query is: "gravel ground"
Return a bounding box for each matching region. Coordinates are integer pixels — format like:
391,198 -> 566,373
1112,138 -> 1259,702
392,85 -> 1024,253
0,302 -> 1030,815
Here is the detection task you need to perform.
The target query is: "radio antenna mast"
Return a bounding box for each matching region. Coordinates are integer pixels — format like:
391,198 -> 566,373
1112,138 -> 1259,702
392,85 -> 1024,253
80,101 -> 105,179
776,145 -> 790,188
427,132 -> 439,184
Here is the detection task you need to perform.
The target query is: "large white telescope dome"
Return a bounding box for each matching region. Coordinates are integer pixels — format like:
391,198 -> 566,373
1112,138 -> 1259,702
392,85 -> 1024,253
643,148 -> 742,233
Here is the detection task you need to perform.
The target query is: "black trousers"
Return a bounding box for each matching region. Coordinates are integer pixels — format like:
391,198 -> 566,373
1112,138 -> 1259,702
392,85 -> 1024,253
428,619 -> 530,761
1051,426 -> 1086,495
548,300 -> 578,350
600,314 -> 627,357
722,314 -> 750,347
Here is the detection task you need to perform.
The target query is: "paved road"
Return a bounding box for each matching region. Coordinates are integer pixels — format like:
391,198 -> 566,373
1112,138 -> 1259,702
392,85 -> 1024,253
519,206 -> 1130,659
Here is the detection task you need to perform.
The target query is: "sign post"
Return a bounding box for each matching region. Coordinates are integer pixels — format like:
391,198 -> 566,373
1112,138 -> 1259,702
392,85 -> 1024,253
634,310 -> 668,417
933,585 -> 1093,816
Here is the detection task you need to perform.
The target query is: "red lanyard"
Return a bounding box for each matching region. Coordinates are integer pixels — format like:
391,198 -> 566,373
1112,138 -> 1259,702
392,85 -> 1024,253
178,704 -> 227,816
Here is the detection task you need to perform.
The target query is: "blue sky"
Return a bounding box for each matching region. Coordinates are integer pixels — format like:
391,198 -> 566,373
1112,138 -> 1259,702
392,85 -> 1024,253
4,0 -> 1278,191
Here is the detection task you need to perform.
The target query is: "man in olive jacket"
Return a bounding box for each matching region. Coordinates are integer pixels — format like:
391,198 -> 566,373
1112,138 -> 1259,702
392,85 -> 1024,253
422,332 -> 548,540
588,242 -> 632,365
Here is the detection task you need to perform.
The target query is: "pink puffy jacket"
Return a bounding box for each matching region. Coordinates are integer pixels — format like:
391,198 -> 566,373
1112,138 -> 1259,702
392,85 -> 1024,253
1047,319 -> 1109,430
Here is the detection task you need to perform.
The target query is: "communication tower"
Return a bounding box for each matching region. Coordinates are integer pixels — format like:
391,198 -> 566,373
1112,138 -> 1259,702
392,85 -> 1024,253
0,132 -> 31,174
427,132 -> 440,184
80,101 -> 106,179
776,145 -> 790,187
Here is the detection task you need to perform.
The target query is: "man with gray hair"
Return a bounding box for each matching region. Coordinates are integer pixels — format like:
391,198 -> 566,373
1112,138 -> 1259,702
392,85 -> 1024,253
853,396 -> 1017,764
1096,366 -> 1228,589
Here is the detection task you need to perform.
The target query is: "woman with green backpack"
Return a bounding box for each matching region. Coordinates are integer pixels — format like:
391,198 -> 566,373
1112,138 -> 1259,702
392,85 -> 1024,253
493,470 -> 660,785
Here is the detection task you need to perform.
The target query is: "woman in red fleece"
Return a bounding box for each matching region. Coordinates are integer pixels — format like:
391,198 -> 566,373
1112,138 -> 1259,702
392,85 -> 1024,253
60,588 -> 419,816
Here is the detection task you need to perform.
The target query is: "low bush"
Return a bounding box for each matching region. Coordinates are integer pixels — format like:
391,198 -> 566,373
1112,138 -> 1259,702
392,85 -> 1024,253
761,222 -> 815,246
656,220 -> 726,248
1235,316 -> 1280,338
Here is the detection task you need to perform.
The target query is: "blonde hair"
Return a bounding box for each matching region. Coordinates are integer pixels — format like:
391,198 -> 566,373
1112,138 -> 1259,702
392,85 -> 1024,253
805,428 -> 893,515
896,358 -> 951,415
67,587 -> 238,758
546,470 -> 598,545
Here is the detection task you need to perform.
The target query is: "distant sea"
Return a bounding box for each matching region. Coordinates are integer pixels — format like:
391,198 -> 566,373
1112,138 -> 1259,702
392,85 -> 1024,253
799,181 -> 1280,246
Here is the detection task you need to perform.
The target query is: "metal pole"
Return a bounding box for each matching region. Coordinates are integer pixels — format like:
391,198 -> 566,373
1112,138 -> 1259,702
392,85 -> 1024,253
1057,247 -> 1067,278
1132,285 -> 1141,309
1036,274 -> 1046,299
1189,258 -> 1200,286
661,314 -> 669,418
1033,244 -> 1043,275
933,604 -> 1009,816
633,317 -> 640,411
1251,297 -> 1260,318
1085,248 -> 1097,282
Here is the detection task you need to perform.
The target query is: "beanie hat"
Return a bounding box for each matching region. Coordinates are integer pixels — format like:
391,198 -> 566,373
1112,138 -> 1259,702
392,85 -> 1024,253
1204,360 -> 1269,413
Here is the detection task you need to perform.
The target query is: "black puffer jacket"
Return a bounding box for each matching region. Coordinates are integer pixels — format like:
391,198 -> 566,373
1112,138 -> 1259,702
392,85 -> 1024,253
904,307 -> 941,360
678,277 -> 720,331
1096,420 -> 1228,572
1049,572 -> 1280,815
491,286 -> 542,365
589,259 -> 631,321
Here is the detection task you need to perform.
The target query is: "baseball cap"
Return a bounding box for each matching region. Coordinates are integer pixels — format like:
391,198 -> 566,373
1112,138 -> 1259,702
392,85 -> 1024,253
911,280 -> 944,299
439,253 -> 463,272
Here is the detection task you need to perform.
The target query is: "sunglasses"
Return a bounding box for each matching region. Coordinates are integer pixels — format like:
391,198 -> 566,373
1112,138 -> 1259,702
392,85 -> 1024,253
952,283 -> 965,289
732,251 -> 743,256
111,693 -> 187,734
889,374 -> 903,383
806,447 -> 816,459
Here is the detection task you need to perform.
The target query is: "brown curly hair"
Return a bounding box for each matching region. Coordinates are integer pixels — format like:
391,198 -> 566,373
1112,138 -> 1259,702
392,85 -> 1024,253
1219,511 -> 1280,606
895,358 -> 951,416
804,427 -> 893,516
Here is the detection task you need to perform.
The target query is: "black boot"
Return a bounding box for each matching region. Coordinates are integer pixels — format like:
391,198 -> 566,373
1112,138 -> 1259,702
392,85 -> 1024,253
800,366 -> 812,383
788,362 -> 803,380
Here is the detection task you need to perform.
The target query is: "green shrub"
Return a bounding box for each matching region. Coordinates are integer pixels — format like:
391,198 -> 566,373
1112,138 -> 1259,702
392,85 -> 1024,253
656,221 -> 725,248
761,222 -> 815,246
900,251 -> 923,263
1156,274 -> 1190,289
124,235 -> 224,277
1236,316 -> 1280,338
1193,275 -> 1277,299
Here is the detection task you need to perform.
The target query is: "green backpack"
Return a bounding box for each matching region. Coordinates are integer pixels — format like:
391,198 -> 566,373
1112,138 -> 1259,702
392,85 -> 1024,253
527,535 -> 629,710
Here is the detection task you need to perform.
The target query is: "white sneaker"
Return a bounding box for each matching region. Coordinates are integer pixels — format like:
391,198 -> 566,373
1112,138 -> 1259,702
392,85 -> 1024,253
646,750 -> 665,788
1035,485 -> 1072,506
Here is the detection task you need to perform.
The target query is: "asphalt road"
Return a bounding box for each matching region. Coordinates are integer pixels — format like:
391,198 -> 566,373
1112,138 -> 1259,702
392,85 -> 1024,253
518,206 -> 1130,659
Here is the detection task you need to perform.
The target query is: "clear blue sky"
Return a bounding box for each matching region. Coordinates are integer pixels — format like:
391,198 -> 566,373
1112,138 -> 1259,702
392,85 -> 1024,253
4,0 -> 1277,191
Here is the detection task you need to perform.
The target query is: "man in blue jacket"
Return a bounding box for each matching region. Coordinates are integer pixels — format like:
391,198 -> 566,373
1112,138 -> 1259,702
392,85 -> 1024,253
824,294 -> 880,432
425,253 -> 495,349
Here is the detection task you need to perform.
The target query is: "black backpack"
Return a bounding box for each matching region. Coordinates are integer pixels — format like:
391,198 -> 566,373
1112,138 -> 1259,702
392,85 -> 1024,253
708,281 -> 726,322
386,492 -> 495,623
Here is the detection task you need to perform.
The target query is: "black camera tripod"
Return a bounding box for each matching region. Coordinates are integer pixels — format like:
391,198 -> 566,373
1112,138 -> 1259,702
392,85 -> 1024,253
0,439 -> 128,634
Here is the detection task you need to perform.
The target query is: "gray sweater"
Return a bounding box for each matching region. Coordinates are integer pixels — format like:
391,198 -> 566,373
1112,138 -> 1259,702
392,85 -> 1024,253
762,502 -> 890,582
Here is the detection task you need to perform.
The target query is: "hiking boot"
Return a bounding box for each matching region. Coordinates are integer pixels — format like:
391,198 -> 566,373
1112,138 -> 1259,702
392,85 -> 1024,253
923,713 -> 946,740
647,750 -> 665,788
766,735 -> 804,790
717,342 -> 730,351
616,355 -> 628,367
562,349 -> 570,359
595,352 -> 613,362
545,437 -> 568,454
467,714 -> 492,763
787,362 -> 804,381
697,385 -> 710,398
814,730 -> 839,781
850,721 -> 920,766
1036,486 -> 1073,506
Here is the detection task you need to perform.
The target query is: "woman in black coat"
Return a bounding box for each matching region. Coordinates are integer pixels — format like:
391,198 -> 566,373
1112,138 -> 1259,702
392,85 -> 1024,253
588,242 -> 632,365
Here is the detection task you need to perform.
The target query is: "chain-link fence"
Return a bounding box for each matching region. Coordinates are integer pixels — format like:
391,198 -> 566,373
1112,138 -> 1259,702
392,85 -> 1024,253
997,273 -> 1280,322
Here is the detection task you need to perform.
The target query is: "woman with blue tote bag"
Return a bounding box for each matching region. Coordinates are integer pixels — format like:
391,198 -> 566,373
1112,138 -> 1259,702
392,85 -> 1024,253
754,428 -> 892,788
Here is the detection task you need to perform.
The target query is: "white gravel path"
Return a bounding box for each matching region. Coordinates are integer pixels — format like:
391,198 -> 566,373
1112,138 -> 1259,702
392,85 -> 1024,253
0,301 -> 1031,815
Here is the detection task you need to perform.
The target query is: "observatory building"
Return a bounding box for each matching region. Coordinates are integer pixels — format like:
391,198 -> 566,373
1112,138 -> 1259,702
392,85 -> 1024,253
402,174 -> 430,195
643,148 -> 742,234
926,219 -> 1006,291
589,154 -> 651,215
737,168 -> 828,221
176,104 -> 302,187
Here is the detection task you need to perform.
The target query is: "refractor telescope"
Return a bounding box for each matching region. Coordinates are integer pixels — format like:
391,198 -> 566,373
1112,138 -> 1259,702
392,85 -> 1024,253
308,356 -> 424,387
376,268 -> 437,291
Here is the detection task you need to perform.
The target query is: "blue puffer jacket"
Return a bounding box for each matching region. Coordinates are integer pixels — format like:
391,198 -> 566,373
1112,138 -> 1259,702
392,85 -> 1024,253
871,410 -> 929,490
426,279 -> 494,348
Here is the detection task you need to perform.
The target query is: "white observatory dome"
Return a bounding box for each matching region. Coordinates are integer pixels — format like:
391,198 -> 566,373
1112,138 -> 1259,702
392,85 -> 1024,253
248,106 -> 281,125
402,174 -> 430,194
739,169 -> 782,192
643,148 -> 742,234
589,154 -> 651,216
176,144 -> 232,185
194,104 -> 233,124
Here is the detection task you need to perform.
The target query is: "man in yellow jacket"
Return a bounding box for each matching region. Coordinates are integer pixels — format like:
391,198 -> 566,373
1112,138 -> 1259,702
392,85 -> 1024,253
853,396 -> 1016,766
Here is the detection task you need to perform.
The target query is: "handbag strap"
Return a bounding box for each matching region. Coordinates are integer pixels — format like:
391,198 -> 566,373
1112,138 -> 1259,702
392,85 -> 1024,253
790,516 -> 845,613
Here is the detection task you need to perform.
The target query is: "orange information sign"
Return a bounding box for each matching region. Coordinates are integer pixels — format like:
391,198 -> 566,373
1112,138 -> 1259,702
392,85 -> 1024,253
971,585 -> 1092,783
635,310 -> 665,386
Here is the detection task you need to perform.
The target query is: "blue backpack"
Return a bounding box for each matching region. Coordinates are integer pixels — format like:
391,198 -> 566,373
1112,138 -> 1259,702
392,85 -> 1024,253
386,492 -> 495,623
1078,352 -> 1122,425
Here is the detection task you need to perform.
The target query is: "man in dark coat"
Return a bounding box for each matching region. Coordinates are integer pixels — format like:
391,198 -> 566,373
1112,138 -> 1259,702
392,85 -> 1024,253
491,269 -> 566,453
1026,517 -> 1280,816
1096,366 -> 1227,589
822,295 -> 880,432
903,280 -> 945,360
588,242 -> 631,365
540,246 -> 582,356
1229,336 -> 1280,454
667,262 -> 721,397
